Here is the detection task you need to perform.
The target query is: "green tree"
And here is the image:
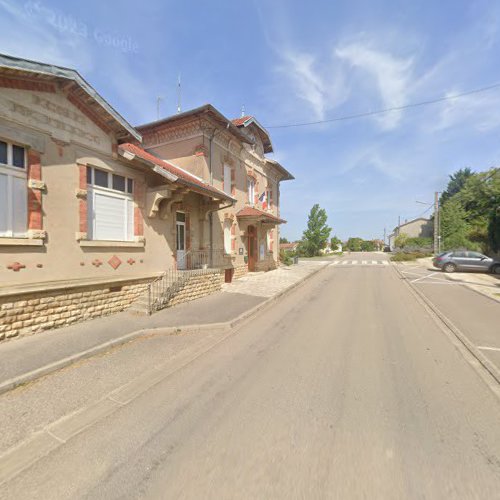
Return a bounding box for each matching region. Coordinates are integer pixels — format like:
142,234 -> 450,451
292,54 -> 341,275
279,237 -> 289,244
440,198 -> 477,250
300,204 -> 331,257
345,237 -> 363,252
360,240 -> 376,251
330,235 -> 342,251
488,210 -> 500,252
394,233 -> 409,249
440,168 -> 473,204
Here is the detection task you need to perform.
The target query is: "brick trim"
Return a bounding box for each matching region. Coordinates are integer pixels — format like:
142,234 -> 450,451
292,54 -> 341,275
133,180 -> 145,237
0,76 -> 56,93
78,164 -> 88,233
67,92 -> 112,135
27,151 -> 43,230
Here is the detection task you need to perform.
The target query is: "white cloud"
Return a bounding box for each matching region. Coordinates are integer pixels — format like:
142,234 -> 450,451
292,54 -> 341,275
275,49 -> 348,121
335,41 -> 414,129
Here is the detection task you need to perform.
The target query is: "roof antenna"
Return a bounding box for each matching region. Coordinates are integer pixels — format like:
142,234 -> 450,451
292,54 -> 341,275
241,105 -> 245,118
177,73 -> 182,114
156,96 -> 164,120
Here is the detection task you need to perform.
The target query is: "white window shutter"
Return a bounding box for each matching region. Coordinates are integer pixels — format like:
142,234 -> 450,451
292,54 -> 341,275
0,173 -> 8,235
94,192 -> 126,241
224,165 -> 231,195
224,221 -> 231,254
12,176 -> 27,236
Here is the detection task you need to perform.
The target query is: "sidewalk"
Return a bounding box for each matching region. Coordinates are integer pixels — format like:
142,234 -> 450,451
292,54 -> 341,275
0,261 -> 327,392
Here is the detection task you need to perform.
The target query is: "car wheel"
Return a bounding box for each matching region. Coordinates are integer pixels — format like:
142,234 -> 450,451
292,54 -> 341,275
443,263 -> 456,273
491,265 -> 500,275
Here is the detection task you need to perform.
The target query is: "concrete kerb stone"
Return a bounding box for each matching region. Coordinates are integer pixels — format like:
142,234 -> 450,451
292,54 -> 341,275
394,264 -> 500,390
0,262 -> 329,485
0,263 -> 329,397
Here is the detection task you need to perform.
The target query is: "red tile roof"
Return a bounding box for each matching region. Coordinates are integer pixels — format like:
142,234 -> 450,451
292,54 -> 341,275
236,206 -> 286,224
231,115 -> 252,127
119,143 -> 234,202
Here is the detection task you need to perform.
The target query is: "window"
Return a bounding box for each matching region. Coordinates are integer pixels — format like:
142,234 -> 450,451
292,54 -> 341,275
224,220 -> 232,254
0,140 -> 27,237
86,167 -> 134,241
267,184 -> 274,208
247,178 -> 255,206
223,164 -> 231,195
468,252 -> 485,259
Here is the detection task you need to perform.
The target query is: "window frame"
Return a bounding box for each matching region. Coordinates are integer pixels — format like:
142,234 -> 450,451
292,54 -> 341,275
86,166 -> 135,242
247,177 -> 255,206
0,140 -> 28,238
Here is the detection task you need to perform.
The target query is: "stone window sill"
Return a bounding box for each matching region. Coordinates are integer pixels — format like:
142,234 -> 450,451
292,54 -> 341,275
0,238 -> 44,247
79,240 -> 145,248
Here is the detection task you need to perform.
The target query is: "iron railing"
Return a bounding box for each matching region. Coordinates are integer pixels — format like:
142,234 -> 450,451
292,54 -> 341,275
146,248 -> 230,315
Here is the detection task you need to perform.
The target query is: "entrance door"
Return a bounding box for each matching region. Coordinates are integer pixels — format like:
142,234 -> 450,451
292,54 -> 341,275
247,225 -> 257,272
176,212 -> 186,269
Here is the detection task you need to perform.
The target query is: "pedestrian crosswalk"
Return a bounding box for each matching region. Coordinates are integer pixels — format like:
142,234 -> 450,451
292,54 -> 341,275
329,260 -> 390,267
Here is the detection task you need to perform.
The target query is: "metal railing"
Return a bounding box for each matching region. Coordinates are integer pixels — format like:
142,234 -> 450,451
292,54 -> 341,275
146,248 -> 230,315
176,248 -> 228,270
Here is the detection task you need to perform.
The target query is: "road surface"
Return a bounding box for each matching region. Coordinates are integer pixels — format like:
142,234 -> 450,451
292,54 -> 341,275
2,252 -> 500,499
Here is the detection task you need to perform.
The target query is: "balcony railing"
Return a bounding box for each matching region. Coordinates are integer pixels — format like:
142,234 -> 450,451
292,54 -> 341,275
176,248 -> 228,270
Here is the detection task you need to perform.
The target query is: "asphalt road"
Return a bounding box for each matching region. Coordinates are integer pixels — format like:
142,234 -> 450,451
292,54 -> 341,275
2,252 -> 500,499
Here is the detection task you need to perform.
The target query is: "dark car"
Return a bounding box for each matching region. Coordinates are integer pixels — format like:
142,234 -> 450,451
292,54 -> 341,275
433,250 -> 500,274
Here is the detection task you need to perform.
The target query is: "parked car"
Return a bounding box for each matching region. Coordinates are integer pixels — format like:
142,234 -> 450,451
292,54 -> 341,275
433,250 -> 500,274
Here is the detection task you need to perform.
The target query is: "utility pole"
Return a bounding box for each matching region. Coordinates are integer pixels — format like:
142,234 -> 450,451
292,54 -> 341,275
177,73 -> 182,114
383,227 -> 386,245
434,191 -> 440,254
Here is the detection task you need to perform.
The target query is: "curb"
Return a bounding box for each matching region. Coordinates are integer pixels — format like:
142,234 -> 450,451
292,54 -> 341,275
0,262 -> 329,485
394,265 -> 500,387
0,263 -> 328,397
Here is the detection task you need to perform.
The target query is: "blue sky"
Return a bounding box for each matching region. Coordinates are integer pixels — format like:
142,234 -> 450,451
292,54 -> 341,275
1,0 -> 500,241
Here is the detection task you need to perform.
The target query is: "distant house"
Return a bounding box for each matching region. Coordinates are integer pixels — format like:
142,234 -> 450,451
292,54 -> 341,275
280,242 -> 298,253
388,217 -> 433,250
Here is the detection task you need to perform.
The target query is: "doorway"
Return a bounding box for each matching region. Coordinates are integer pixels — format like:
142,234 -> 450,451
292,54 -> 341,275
176,212 -> 186,269
247,225 -> 257,272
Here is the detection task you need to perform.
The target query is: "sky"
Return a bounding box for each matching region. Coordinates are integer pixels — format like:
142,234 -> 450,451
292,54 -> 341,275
1,0 -> 500,241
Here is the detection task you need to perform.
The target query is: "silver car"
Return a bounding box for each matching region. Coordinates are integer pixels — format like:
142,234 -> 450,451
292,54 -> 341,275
433,250 -> 500,274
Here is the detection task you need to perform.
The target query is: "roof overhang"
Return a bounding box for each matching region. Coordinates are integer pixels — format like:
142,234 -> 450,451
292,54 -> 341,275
265,158 -> 295,181
118,143 -> 236,203
232,115 -> 273,154
236,207 -> 286,225
136,104 -> 251,145
0,53 -> 141,142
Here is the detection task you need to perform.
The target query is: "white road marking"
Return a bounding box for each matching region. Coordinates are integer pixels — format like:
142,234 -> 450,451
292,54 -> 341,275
478,346 -> 500,352
382,261 -> 390,265
351,260 -> 358,264
329,261 -> 340,266
342,261 -> 349,265
371,260 -> 378,265
411,272 -> 438,283
362,260 -> 368,265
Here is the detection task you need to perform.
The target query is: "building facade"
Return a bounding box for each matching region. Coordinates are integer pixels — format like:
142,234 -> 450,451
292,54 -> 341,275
0,55 -> 293,341
135,106 -> 294,277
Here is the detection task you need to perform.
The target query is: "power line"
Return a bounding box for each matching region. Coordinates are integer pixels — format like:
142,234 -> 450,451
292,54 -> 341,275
265,82 -> 500,129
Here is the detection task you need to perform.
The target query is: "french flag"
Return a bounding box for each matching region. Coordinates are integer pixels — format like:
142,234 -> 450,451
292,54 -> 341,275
259,191 -> 267,209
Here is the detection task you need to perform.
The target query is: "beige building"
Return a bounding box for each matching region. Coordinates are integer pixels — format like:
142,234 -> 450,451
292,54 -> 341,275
388,217 -> 433,250
135,106 -> 294,276
0,54 -> 293,340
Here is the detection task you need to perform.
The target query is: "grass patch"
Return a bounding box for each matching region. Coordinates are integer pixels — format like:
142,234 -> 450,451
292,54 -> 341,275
391,251 -> 432,262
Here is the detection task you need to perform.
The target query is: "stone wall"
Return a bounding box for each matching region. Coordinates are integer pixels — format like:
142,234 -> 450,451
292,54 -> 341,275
167,270 -> 224,307
255,259 -> 278,272
232,264 -> 248,280
0,278 -> 151,342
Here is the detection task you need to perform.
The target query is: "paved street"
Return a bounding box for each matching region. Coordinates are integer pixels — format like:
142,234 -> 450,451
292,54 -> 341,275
1,253 -> 500,498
